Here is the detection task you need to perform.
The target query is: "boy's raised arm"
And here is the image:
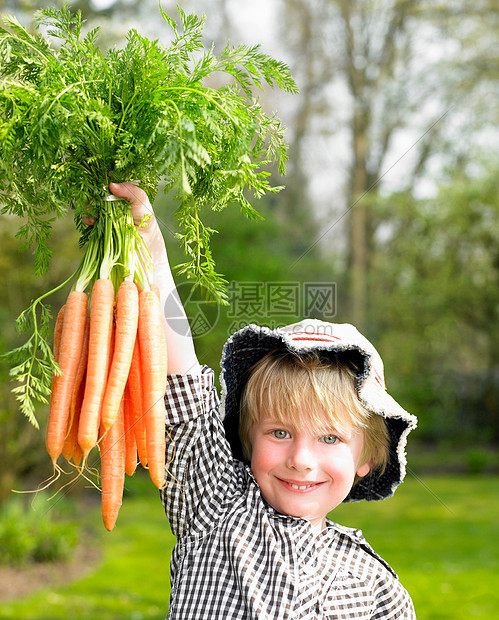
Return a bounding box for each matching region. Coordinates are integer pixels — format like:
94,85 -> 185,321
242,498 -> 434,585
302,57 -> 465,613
109,182 -> 201,376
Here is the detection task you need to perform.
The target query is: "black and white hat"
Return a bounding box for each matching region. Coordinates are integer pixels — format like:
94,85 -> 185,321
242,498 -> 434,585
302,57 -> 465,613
220,319 -> 417,502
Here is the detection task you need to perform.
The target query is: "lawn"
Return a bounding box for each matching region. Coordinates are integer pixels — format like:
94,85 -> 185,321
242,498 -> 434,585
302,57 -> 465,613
0,473 -> 497,619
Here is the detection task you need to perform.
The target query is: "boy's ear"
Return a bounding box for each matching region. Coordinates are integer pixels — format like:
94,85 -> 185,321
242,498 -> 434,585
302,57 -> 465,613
356,460 -> 371,479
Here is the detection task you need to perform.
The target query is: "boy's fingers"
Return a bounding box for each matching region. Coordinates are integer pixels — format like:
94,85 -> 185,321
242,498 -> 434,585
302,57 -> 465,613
83,184 -> 154,229
109,182 -> 152,220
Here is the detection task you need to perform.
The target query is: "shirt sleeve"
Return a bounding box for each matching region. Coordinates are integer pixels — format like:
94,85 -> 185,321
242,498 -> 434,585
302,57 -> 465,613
357,533 -> 417,619
371,573 -> 417,619
159,365 -> 245,538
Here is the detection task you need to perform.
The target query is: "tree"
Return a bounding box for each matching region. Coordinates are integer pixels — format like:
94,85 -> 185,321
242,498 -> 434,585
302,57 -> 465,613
369,162 -> 499,442
279,0 -> 498,328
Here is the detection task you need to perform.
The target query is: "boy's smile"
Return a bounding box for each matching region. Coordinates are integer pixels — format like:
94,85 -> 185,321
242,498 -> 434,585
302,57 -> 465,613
278,479 -> 324,491
250,409 -> 370,529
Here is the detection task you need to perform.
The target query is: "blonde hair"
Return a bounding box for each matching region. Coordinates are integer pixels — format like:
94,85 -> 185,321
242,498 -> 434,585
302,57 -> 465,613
239,351 -> 389,481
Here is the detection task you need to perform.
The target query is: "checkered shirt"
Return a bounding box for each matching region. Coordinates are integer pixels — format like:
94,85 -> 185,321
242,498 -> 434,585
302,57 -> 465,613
160,367 -> 416,619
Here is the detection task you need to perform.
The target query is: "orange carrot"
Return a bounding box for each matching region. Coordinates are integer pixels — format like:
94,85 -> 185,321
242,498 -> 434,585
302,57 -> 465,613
150,282 -> 161,300
46,291 -> 88,465
100,399 -> 125,531
123,383 -> 138,476
138,289 -> 167,488
147,283 -> 167,393
97,323 -> 116,445
62,316 -> 88,464
49,303 -> 65,405
72,439 -> 83,467
78,279 -> 115,459
127,339 -> 147,467
62,370 -> 86,463
100,280 -> 139,431
53,305 -> 66,362
66,316 -> 90,428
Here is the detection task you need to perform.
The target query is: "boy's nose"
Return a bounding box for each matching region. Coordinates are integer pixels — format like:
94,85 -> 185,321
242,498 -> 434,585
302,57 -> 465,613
286,439 -> 316,471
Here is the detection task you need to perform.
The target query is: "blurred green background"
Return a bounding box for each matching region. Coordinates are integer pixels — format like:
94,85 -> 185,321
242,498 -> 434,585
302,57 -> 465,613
0,0 -> 497,618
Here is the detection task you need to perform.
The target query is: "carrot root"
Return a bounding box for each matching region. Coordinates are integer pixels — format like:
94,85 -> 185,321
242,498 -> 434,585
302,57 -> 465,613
46,291 -> 88,465
123,384 -> 138,476
138,290 -> 167,488
127,339 -> 147,467
78,278 -> 115,458
100,401 -> 126,532
100,280 -> 139,432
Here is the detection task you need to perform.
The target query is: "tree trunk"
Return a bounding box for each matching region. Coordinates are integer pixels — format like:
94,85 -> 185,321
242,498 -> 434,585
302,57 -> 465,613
350,111 -> 369,329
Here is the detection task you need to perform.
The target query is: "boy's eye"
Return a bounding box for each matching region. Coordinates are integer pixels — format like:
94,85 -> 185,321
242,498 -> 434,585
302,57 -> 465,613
322,434 -> 339,445
272,429 -> 290,439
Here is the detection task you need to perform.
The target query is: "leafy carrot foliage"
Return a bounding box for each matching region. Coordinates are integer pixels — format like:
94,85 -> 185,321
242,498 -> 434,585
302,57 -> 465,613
0,3 -> 297,293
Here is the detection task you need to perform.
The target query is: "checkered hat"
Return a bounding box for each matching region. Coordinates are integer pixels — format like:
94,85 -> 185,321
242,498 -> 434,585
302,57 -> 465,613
220,319 -> 417,502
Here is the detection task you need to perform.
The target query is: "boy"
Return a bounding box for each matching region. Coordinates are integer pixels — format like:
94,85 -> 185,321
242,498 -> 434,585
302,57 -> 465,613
110,182 -> 417,619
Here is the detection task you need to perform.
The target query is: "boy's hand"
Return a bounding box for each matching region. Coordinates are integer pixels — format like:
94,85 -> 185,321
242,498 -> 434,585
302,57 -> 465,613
82,182 -> 155,230
108,182 -> 152,227
81,182 -> 167,292
109,182 -> 167,268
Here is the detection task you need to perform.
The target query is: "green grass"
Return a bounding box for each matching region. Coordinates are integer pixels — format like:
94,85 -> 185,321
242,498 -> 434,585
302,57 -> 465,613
0,474 -> 497,619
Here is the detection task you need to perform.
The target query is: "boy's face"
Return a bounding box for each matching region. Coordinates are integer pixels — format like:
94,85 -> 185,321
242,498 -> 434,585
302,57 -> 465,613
250,405 -> 370,529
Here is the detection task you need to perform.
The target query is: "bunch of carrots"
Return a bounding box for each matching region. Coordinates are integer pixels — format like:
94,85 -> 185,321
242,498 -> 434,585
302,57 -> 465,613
44,195 -> 167,531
